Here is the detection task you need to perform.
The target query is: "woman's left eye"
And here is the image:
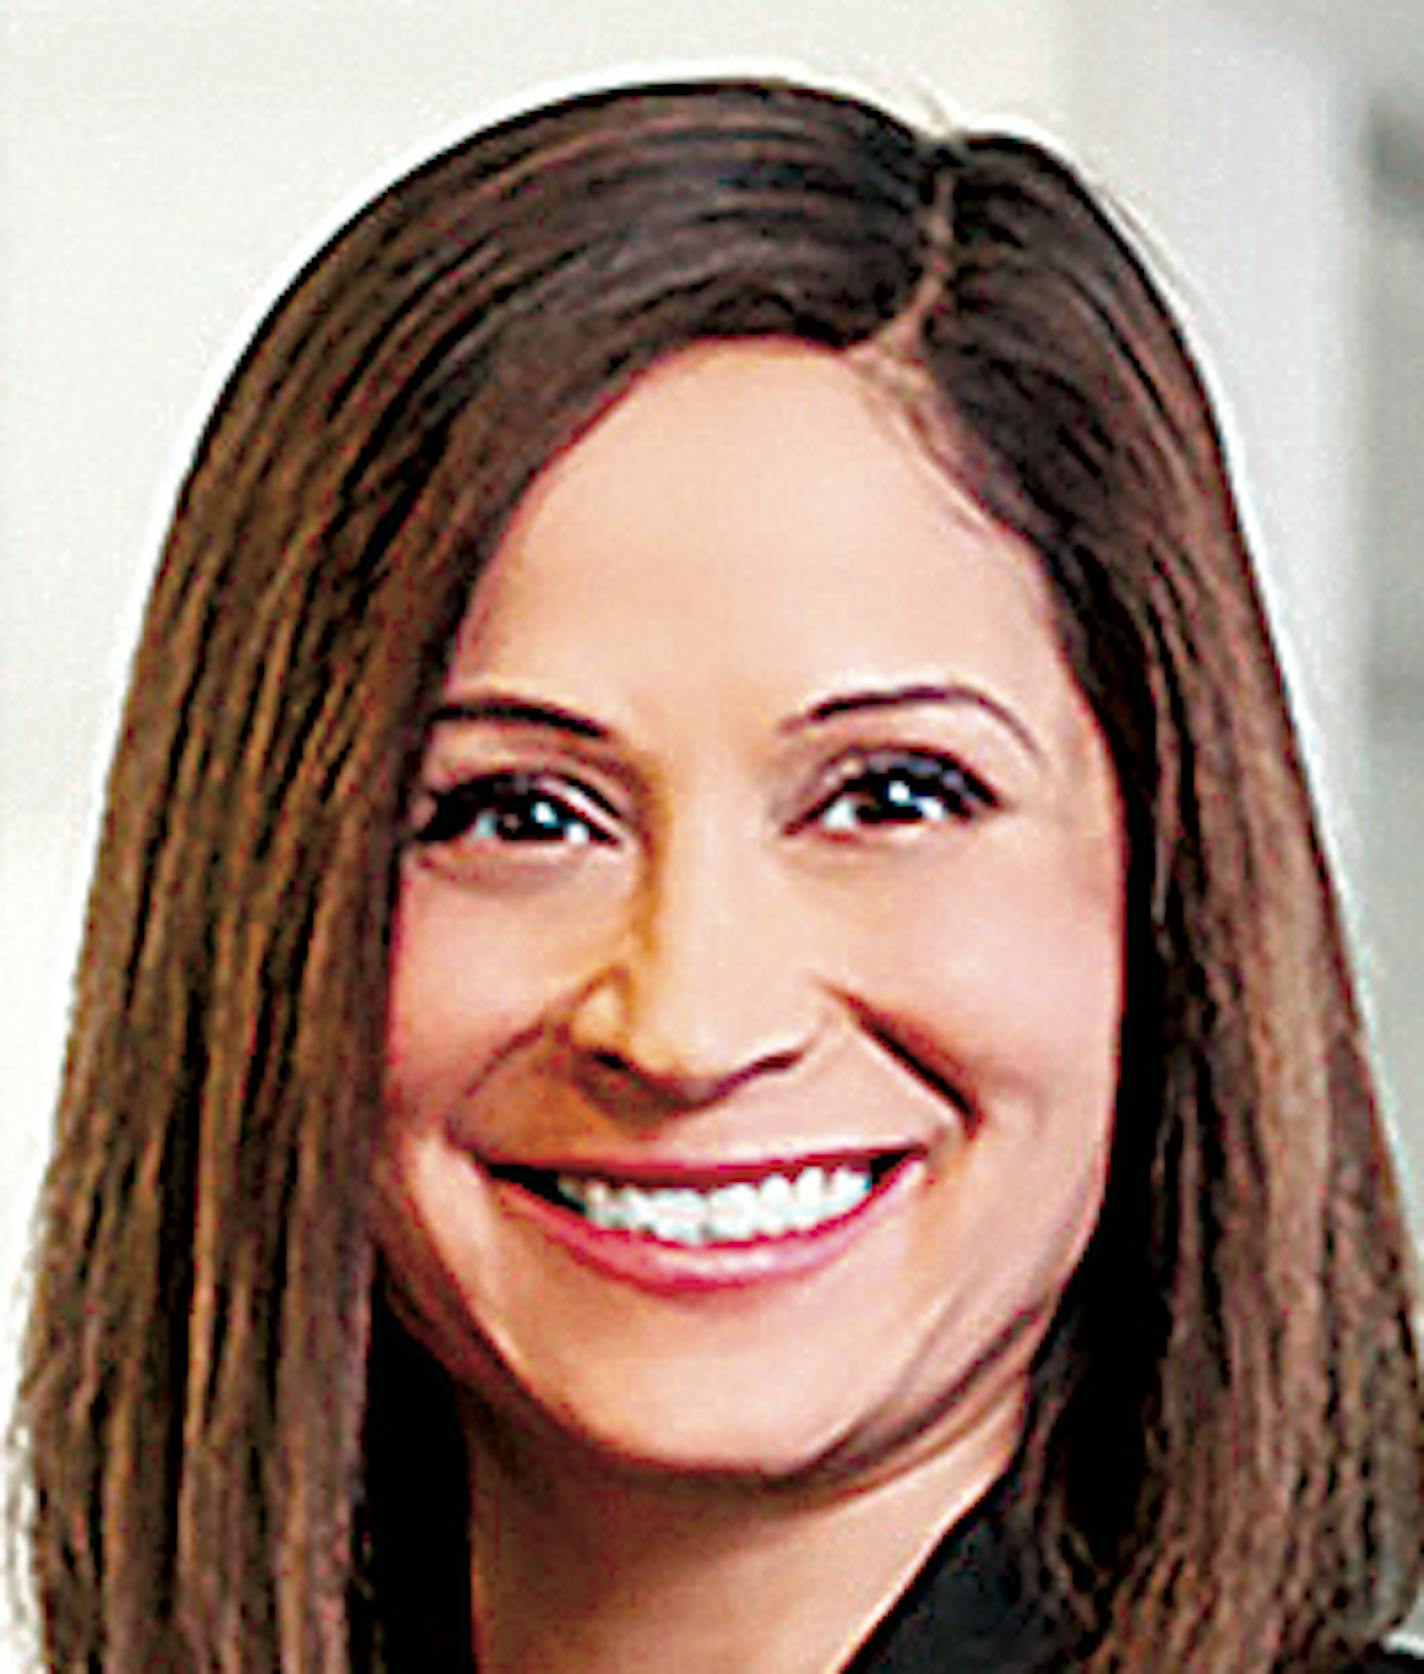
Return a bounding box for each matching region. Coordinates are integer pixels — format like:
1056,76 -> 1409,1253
801,751 -> 997,835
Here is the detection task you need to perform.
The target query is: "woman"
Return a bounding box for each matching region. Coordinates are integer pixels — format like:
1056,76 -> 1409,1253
15,77 -> 1424,1671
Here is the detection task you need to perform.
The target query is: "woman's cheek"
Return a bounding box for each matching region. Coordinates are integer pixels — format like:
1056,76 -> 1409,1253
834,832 -> 1123,1104
384,876 -> 565,1120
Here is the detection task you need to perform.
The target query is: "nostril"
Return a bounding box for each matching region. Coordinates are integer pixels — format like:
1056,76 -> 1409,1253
560,908 -> 826,1102
568,1036 -> 811,1114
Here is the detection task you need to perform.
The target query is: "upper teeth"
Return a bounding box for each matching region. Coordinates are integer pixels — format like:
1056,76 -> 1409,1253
556,1164 -> 873,1246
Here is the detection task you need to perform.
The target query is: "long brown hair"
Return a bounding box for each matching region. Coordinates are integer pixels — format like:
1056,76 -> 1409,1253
14,79 -> 1422,1671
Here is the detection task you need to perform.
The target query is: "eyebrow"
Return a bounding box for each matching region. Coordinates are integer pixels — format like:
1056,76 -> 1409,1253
429,681 -> 1043,760
785,682 -> 1043,761
427,693 -> 612,742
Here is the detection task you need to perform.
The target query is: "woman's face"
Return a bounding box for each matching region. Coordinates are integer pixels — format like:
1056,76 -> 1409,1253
377,341 -> 1124,1481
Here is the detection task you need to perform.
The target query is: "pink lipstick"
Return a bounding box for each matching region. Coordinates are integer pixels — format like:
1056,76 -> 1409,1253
485,1149 -> 921,1297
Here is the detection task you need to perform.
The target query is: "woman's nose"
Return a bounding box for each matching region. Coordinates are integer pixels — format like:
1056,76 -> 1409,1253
562,824 -> 822,1108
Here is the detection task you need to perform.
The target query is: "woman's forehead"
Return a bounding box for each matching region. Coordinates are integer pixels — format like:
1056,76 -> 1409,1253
455,342 -> 1051,662
437,340 -> 1099,780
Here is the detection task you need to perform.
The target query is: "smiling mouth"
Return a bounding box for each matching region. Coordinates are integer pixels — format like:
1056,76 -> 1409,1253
489,1153 -> 912,1249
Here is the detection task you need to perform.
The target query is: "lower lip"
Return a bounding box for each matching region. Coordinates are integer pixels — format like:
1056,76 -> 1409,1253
490,1160 -> 923,1298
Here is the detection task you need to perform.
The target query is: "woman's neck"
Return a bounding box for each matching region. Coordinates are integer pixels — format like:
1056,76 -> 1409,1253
459,1390 -> 1022,1674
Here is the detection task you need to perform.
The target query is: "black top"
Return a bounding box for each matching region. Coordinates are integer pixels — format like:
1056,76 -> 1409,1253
844,1484 -> 1424,1673
844,1478 -> 1051,1673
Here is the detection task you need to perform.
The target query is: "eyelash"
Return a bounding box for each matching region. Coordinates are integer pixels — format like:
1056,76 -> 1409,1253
410,772 -> 617,850
409,750 -> 996,856
795,749 -> 998,835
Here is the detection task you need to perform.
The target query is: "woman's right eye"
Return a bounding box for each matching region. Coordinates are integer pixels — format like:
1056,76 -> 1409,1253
409,772 -> 617,851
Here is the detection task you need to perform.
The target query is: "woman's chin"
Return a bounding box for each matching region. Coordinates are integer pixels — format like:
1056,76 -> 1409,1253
477,1359 -> 867,1487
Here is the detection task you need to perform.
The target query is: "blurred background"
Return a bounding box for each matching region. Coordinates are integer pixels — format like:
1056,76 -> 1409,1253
2,0 -> 1421,1659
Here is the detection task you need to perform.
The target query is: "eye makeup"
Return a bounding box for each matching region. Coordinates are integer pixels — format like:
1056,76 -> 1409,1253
794,746 -> 1000,836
